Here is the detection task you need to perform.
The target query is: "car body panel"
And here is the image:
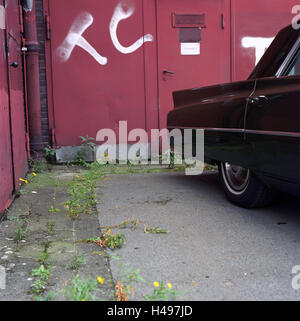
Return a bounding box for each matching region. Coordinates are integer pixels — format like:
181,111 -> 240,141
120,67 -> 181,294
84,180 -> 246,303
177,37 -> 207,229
167,24 -> 300,197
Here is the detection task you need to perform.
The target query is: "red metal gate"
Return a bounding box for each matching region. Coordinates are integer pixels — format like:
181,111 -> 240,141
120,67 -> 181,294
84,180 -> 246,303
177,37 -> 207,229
0,1 -> 14,212
44,0 -> 158,147
6,0 -> 28,187
156,0 -> 231,129
0,0 -> 28,215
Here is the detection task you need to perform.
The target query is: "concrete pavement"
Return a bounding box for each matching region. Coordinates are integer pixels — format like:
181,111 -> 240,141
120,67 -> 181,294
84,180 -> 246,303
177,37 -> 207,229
97,171 -> 300,301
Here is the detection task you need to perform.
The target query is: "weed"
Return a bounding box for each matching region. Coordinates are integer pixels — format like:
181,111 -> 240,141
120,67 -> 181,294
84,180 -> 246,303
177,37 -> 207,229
44,146 -> 56,159
34,291 -> 58,301
81,229 -> 125,250
38,241 -> 51,265
159,149 -> 183,169
75,135 -> 96,166
6,215 -> 18,222
42,240 -> 51,249
143,281 -> 178,301
101,218 -> 168,234
113,259 -> 145,301
14,226 -> 27,242
64,169 -> 100,219
115,282 -> 129,301
31,278 -> 47,295
49,206 -> 60,213
46,220 -> 55,234
38,252 -> 49,265
13,216 -> 29,242
79,135 -> 96,151
31,265 -> 51,281
15,189 -> 26,197
144,226 -> 167,234
67,254 -> 86,271
104,229 -> 125,250
28,158 -> 47,173
30,265 -> 51,295
65,275 -> 99,301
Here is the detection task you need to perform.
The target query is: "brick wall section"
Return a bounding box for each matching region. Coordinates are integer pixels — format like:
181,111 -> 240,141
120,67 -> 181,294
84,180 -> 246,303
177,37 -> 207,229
35,0 -> 49,146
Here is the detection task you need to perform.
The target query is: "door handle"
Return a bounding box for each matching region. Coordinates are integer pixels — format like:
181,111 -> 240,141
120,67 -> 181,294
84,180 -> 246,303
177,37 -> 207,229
163,70 -> 174,75
10,62 -> 18,68
247,95 -> 269,105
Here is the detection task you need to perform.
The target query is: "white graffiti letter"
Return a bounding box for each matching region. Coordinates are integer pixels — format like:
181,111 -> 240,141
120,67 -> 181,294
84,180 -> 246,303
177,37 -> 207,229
292,5 -> 300,30
110,1 -> 153,54
57,12 -> 108,65
242,37 -> 274,65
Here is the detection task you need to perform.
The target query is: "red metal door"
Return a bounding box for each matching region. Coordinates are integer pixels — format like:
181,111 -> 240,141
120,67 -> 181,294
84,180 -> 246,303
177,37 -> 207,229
47,0 -> 156,147
0,1 -> 14,213
5,0 -> 28,187
156,0 -> 231,129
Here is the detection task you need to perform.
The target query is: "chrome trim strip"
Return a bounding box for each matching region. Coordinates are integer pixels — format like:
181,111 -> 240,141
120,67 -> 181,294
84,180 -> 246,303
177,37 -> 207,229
167,126 -> 300,137
275,37 -> 300,77
244,129 -> 300,137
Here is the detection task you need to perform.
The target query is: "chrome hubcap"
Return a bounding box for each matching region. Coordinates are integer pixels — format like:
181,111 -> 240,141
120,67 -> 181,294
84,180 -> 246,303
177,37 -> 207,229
222,162 -> 250,192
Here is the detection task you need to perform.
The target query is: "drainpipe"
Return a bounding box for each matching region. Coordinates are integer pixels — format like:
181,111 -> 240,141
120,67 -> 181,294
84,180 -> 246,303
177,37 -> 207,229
22,0 -> 43,154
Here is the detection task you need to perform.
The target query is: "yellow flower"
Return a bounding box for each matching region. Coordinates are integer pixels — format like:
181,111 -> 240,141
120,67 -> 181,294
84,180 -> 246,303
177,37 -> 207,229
167,283 -> 172,289
153,281 -> 159,288
81,299 -> 85,301
97,276 -> 104,284
32,172 -> 37,176
19,178 -> 28,184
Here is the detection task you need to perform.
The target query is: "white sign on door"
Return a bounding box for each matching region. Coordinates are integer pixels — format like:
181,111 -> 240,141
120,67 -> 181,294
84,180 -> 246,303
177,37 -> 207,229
181,43 -> 200,55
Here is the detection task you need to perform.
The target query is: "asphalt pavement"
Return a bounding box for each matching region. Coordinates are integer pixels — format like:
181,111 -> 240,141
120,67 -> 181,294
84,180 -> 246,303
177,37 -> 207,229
97,171 -> 300,301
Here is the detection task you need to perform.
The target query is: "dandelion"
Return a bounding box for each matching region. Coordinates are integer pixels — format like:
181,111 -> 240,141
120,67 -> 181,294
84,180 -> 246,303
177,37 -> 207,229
81,299 -> 85,301
19,178 -> 28,184
32,172 -> 37,176
167,283 -> 172,289
97,276 -> 104,284
153,281 -> 159,288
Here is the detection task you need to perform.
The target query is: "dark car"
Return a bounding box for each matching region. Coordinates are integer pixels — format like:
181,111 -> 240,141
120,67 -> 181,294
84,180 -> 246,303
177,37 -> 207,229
167,23 -> 300,208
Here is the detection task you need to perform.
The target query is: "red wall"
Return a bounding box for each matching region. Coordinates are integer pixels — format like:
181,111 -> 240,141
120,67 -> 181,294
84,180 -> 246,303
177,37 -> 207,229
42,0 -> 300,147
231,0 -> 299,81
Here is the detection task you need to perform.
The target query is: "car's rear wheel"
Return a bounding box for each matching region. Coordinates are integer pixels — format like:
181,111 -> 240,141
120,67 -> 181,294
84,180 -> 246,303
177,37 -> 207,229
219,161 -> 276,208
